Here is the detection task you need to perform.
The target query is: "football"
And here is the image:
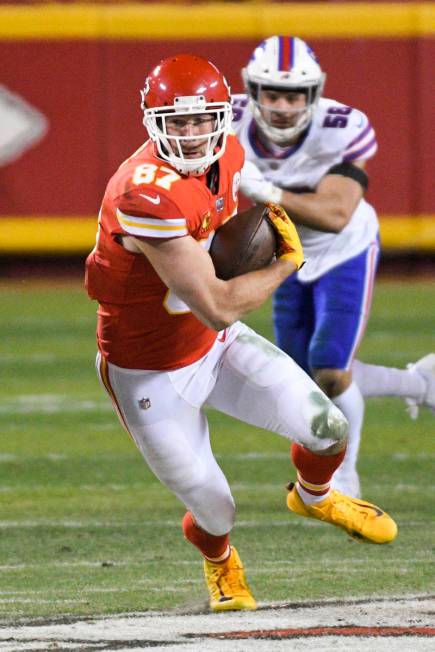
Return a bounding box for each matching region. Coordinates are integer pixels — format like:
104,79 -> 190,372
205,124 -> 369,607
209,205 -> 277,280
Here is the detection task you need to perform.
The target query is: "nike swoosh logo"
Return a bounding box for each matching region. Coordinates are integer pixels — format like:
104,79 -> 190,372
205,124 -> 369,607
217,329 -> 227,343
352,499 -> 384,517
139,193 -> 161,205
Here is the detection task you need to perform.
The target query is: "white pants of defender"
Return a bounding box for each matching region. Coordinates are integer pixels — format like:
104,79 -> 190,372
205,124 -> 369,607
96,321 -> 346,536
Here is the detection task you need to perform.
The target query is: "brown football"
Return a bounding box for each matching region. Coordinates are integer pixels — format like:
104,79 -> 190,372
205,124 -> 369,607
209,205 -> 277,280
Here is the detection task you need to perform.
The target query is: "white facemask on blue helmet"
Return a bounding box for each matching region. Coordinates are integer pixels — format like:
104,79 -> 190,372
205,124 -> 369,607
242,36 -> 326,144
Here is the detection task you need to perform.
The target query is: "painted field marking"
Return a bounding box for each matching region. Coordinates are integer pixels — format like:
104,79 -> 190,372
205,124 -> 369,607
198,625 -> 435,639
0,595 -> 434,652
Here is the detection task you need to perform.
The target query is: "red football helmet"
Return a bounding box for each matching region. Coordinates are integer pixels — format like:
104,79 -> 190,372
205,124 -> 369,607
141,54 -> 232,176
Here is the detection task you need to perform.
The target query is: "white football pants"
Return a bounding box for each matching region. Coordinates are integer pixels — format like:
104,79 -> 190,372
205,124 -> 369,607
96,321 -> 347,536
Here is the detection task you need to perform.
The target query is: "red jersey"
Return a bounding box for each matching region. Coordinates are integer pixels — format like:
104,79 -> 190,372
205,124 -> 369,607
85,136 -> 244,370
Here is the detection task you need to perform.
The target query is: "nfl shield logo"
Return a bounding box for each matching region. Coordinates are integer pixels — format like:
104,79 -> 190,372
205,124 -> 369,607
138,397 -> 151,410
215,196 -> 225,212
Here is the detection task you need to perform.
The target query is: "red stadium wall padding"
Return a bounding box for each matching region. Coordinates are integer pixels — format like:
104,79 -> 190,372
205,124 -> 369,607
0,42 -> 103,216
415,38 -> 435,214
0,1 -> 434,252
1,38 -> 433,216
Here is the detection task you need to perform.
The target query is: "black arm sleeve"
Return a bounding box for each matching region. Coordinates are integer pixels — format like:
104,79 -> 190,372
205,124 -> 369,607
326,162 -> 369,192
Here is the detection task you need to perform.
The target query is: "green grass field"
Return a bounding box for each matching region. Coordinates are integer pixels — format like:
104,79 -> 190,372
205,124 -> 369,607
0,277 -> 434,621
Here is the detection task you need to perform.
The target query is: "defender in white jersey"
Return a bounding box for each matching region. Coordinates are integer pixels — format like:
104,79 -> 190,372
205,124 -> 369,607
234,36 -> 435,497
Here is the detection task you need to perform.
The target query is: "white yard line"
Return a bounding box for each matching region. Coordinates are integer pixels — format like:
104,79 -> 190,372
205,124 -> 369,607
0,555 -> 429,574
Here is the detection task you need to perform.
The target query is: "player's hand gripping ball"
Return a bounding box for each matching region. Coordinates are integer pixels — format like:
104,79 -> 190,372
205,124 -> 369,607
266,203 -> 305,270
209,205 -> 277,280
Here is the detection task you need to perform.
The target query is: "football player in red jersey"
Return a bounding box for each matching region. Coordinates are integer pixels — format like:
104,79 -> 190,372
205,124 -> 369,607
85,54 -> 397,613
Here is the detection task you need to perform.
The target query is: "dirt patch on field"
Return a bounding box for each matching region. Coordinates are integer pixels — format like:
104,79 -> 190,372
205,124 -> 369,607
1,594 -> 434,651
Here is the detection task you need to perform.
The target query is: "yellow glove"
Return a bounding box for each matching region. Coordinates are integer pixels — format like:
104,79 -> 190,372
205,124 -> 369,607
266,203 -> 305,270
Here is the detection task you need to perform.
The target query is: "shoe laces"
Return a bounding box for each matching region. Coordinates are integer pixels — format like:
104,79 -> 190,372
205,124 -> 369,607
212,558 -> 248,597
329,491 -> 371,529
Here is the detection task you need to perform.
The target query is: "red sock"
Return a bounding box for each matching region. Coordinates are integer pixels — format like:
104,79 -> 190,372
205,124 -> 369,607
291,442 -> 346,496
182,512 -> 230,562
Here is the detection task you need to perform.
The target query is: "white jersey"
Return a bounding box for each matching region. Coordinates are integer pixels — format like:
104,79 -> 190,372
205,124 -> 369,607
233,95 -> 379,281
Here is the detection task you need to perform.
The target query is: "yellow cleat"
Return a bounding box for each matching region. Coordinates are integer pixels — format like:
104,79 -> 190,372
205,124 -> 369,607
286,483 -> 398,544
203,546 -> 257,612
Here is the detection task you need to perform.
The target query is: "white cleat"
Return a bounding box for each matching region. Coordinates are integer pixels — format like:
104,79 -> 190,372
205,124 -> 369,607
330,467 -> 361,498
405,353 -> 435,420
